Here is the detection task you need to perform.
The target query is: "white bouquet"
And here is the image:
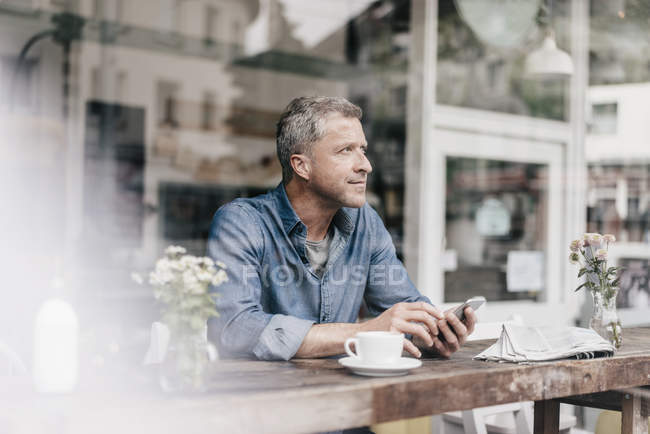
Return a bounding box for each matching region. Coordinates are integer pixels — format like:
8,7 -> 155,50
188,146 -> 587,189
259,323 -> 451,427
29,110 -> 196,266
134,245 -> 227,390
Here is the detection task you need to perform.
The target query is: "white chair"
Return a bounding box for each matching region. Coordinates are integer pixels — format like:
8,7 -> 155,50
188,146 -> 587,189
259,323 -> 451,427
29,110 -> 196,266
440,319 -> 577,434
442,402 -> 534,434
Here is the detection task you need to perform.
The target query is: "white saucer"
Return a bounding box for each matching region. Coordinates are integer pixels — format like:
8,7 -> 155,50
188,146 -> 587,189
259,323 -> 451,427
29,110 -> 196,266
338,357 -> 422,377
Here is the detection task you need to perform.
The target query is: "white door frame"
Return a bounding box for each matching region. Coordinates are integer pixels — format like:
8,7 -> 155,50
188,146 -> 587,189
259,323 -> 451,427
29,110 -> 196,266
405,0 -> 589,325
419,125 -> 567,325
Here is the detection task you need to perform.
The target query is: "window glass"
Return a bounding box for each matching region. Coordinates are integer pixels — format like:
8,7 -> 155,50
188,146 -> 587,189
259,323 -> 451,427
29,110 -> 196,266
444,157 -> 548,302
587,0 -> 650,310
0,0 -> 413,356
589,102 -> 617,135
437,0 -> 570,120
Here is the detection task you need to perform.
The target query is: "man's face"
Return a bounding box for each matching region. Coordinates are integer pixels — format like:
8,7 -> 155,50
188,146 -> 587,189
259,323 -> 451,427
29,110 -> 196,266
304,114 -> 372,208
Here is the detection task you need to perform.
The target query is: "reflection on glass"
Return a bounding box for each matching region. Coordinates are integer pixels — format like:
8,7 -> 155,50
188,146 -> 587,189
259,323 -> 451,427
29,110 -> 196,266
437,0 -> 569,120
444,157 -> 548,303
617,258 -> 650,309
590,0 -> 650,86
0,0 -> 417,360
586,164 -> 650,243
587,0 -> 650,253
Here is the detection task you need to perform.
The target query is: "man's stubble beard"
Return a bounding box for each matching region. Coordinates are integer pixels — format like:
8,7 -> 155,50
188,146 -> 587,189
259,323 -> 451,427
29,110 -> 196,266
309,176 -> 366,209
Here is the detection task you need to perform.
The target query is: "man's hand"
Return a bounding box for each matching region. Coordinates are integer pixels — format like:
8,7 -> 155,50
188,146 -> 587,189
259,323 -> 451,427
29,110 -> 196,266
360,302 -> 444,358
415,307 -> 477,358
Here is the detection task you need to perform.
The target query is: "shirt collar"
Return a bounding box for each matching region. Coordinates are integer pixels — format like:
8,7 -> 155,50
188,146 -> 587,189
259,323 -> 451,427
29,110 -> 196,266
332,207 -> 354,234
272,183 -> 354,235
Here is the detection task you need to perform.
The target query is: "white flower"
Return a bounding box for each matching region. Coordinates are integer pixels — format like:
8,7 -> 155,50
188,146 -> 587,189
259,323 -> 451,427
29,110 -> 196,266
603,234 -> 616,244
216,260 -> 227,269
212,269 -> 228,286
149,269 -> 173,286
182,269 -> 199,288
140,246 -> 224,326
197,270 -> 214,283
179,255 -> 193,266
569,239 -> 582,252
198,257 -> 215,268
569,252 -> 580,265
187,282 -> 206,295
584,233 -> 602,246
596,249 -> 608,261
149,257 -> 176,285
165,245 -> 187,256
155,257 -> 172,272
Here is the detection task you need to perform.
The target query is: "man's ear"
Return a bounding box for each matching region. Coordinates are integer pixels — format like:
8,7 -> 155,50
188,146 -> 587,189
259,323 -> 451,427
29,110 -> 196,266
290,154 -> 311,181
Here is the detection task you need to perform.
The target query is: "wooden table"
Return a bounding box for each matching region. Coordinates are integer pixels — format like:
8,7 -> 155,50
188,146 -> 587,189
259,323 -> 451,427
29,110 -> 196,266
5,328 -> 650,434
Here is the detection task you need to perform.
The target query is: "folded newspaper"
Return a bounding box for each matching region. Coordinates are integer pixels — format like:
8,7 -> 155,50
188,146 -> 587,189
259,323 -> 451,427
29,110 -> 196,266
474,323 -> 616,363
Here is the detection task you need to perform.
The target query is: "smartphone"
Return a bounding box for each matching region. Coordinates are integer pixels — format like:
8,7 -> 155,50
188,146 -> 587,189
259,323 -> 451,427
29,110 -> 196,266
437,296 -> 486,342
451,296 -> 486,322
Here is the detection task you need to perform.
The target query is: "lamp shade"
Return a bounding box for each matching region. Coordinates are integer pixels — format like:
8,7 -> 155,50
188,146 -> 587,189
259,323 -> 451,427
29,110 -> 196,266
524,34 -> 574,77
454,0 -> 540,48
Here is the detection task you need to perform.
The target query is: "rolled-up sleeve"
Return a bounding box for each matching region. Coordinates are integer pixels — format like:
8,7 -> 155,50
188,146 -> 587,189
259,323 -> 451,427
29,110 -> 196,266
206,203 -> 314,361
362,206 -> 432,316
252,314 -> 314,360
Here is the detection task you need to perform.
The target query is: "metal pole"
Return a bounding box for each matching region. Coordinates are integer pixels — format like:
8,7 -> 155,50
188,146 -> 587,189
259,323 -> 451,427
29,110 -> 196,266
62,41 -> 71,119
9,29 -> 56,111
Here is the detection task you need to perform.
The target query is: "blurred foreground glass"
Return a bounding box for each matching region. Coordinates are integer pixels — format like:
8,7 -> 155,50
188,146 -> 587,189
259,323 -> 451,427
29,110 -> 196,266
0,0 -> 414,374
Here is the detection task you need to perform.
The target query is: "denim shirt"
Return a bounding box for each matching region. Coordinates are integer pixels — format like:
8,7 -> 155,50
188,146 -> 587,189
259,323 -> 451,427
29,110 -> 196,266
206,183 -> 429,361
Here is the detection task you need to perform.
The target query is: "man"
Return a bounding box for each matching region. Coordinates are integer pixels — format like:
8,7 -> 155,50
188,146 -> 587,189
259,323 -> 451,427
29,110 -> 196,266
207,96 -> 476,361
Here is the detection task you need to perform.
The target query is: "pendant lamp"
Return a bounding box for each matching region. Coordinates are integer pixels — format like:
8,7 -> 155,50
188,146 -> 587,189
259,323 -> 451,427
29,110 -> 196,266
524,0 -> 573,77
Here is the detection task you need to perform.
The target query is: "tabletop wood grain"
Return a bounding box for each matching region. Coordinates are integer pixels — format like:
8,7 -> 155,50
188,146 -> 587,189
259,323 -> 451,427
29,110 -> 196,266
6,327 -> 650,434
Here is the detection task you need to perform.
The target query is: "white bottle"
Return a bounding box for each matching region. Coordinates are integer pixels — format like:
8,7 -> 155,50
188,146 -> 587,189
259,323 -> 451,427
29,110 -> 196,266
33,298 -> 79,393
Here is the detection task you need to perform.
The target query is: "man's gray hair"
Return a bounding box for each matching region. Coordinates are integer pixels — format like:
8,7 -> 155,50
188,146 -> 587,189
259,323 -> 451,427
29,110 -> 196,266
276,96 -> 362,182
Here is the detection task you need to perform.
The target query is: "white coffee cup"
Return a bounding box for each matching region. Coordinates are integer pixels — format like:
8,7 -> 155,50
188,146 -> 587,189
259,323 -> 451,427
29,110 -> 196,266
344,331 -> 404,365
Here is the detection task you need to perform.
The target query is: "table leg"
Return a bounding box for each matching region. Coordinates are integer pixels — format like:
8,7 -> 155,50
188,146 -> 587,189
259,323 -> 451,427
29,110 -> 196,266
534,400 -> 560,434
621,392 -> 648,434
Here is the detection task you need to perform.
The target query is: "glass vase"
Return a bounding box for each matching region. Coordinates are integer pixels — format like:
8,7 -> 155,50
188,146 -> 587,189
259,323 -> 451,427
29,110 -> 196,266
158,331 -> 210,393
589,289 -> 622,349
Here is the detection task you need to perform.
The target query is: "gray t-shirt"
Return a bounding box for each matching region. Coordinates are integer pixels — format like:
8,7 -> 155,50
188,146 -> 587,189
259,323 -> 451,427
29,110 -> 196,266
305,227 -> 334,277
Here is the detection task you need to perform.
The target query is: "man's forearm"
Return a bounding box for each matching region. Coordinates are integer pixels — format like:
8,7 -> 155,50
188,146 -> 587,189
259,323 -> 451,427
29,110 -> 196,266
294,322 -> 363,358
